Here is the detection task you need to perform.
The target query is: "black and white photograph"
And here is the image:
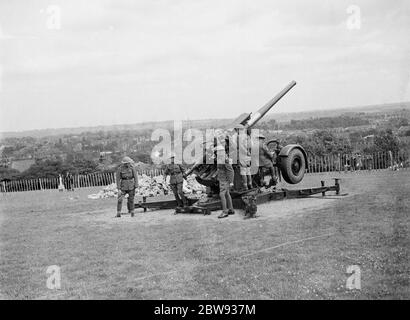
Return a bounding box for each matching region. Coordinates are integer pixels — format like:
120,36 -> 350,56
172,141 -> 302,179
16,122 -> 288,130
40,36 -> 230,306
0,0 -> 409,304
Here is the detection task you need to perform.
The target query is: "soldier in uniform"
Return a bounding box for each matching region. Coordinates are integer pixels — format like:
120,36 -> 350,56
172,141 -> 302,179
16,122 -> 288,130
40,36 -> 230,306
116,156 -> 138,217
163,154 -> 187,208
257,134 -> 277,187
230,125 -> 253,190
214,145 -> 235,219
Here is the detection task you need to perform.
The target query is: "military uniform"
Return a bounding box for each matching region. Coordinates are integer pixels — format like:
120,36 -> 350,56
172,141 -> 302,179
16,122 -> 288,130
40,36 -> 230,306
164,162 -> 187,207
231,130 -> 252,190
216,158 -> 235,218
116,161 -> 138,217
258,138 -> 277,186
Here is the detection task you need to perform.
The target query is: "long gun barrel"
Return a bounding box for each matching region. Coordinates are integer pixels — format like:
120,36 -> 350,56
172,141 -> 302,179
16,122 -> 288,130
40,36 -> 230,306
245,80 -> 297,128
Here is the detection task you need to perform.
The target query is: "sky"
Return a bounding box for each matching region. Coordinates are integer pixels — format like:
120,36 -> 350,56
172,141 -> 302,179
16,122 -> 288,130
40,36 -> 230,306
0,0 -> 409,132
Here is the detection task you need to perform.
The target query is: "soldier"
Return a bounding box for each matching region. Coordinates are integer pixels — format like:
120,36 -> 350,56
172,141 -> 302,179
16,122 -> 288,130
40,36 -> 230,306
163,154 -> 187,208
230,125 -> 252,190
64,172 -> 74,191
214,145 -> 235,219
116,156 -> 138,218
257,134 -> 277,187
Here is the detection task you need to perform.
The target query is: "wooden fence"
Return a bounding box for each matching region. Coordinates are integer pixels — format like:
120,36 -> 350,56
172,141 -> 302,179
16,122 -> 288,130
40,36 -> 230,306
1,151 -> 408,193
306,150 -> 408,173
0,169 -> 166,193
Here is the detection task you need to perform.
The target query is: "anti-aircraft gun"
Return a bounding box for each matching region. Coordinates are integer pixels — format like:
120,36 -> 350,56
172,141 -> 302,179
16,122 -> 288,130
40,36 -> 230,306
185,80 -> 307,194
135,81 -> 342,214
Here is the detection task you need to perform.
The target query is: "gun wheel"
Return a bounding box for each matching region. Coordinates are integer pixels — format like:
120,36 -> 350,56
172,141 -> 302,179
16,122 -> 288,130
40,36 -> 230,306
279,148 -> 306,184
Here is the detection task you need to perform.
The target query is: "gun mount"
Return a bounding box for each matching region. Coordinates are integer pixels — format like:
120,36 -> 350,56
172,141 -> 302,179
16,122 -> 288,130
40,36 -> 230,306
185,81 -> 307,197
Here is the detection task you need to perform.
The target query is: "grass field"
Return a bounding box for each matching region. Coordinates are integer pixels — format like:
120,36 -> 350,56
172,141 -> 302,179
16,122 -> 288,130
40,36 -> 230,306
0,171 -> 409,299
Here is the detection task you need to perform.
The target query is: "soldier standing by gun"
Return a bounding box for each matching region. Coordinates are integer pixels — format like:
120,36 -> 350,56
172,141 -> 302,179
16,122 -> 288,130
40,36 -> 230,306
116,156 -> 138,218
230,125 -> 253,191
257,134 -> 277,187
214,145 -> 235,219
163,154 -> 187,208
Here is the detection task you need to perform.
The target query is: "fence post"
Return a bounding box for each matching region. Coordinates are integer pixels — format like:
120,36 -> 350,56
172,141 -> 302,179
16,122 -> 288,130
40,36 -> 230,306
385,151 -> 389,169
327,155 -> 330,172
313,156 -> 315,173
374,153 -> 377,170
383,151 -> 385,169
375,152 -> 378,170
320,156 -> 323,173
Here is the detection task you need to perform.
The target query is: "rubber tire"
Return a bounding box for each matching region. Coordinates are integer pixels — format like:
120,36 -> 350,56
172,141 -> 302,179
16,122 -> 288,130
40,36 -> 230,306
279,148 -> 306,184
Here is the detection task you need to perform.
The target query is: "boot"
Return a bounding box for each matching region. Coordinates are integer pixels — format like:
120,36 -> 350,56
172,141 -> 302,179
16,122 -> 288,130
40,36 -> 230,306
218,211 -> 229,219
130,211 -> 134,217
247,175 -> 253,189
228,209 -> 235,215
116,212 -> 121,218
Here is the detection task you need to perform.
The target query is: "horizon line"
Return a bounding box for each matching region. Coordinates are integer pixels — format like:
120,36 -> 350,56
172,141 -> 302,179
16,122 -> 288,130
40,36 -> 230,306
1,100 -> 409,135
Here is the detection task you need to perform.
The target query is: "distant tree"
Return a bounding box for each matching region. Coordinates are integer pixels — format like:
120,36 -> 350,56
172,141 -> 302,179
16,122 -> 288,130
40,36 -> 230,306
20,159 -> 65,179
70,159 -> 98,174
387,117 -> 408,129
283,116 -> 370,130
367,130 -> 400,153
0,167 -> 21,180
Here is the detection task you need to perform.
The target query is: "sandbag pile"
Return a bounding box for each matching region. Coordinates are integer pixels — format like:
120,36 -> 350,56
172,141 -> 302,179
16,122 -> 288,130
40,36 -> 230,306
136,174 -> 170,197
88,174 -> 206,199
